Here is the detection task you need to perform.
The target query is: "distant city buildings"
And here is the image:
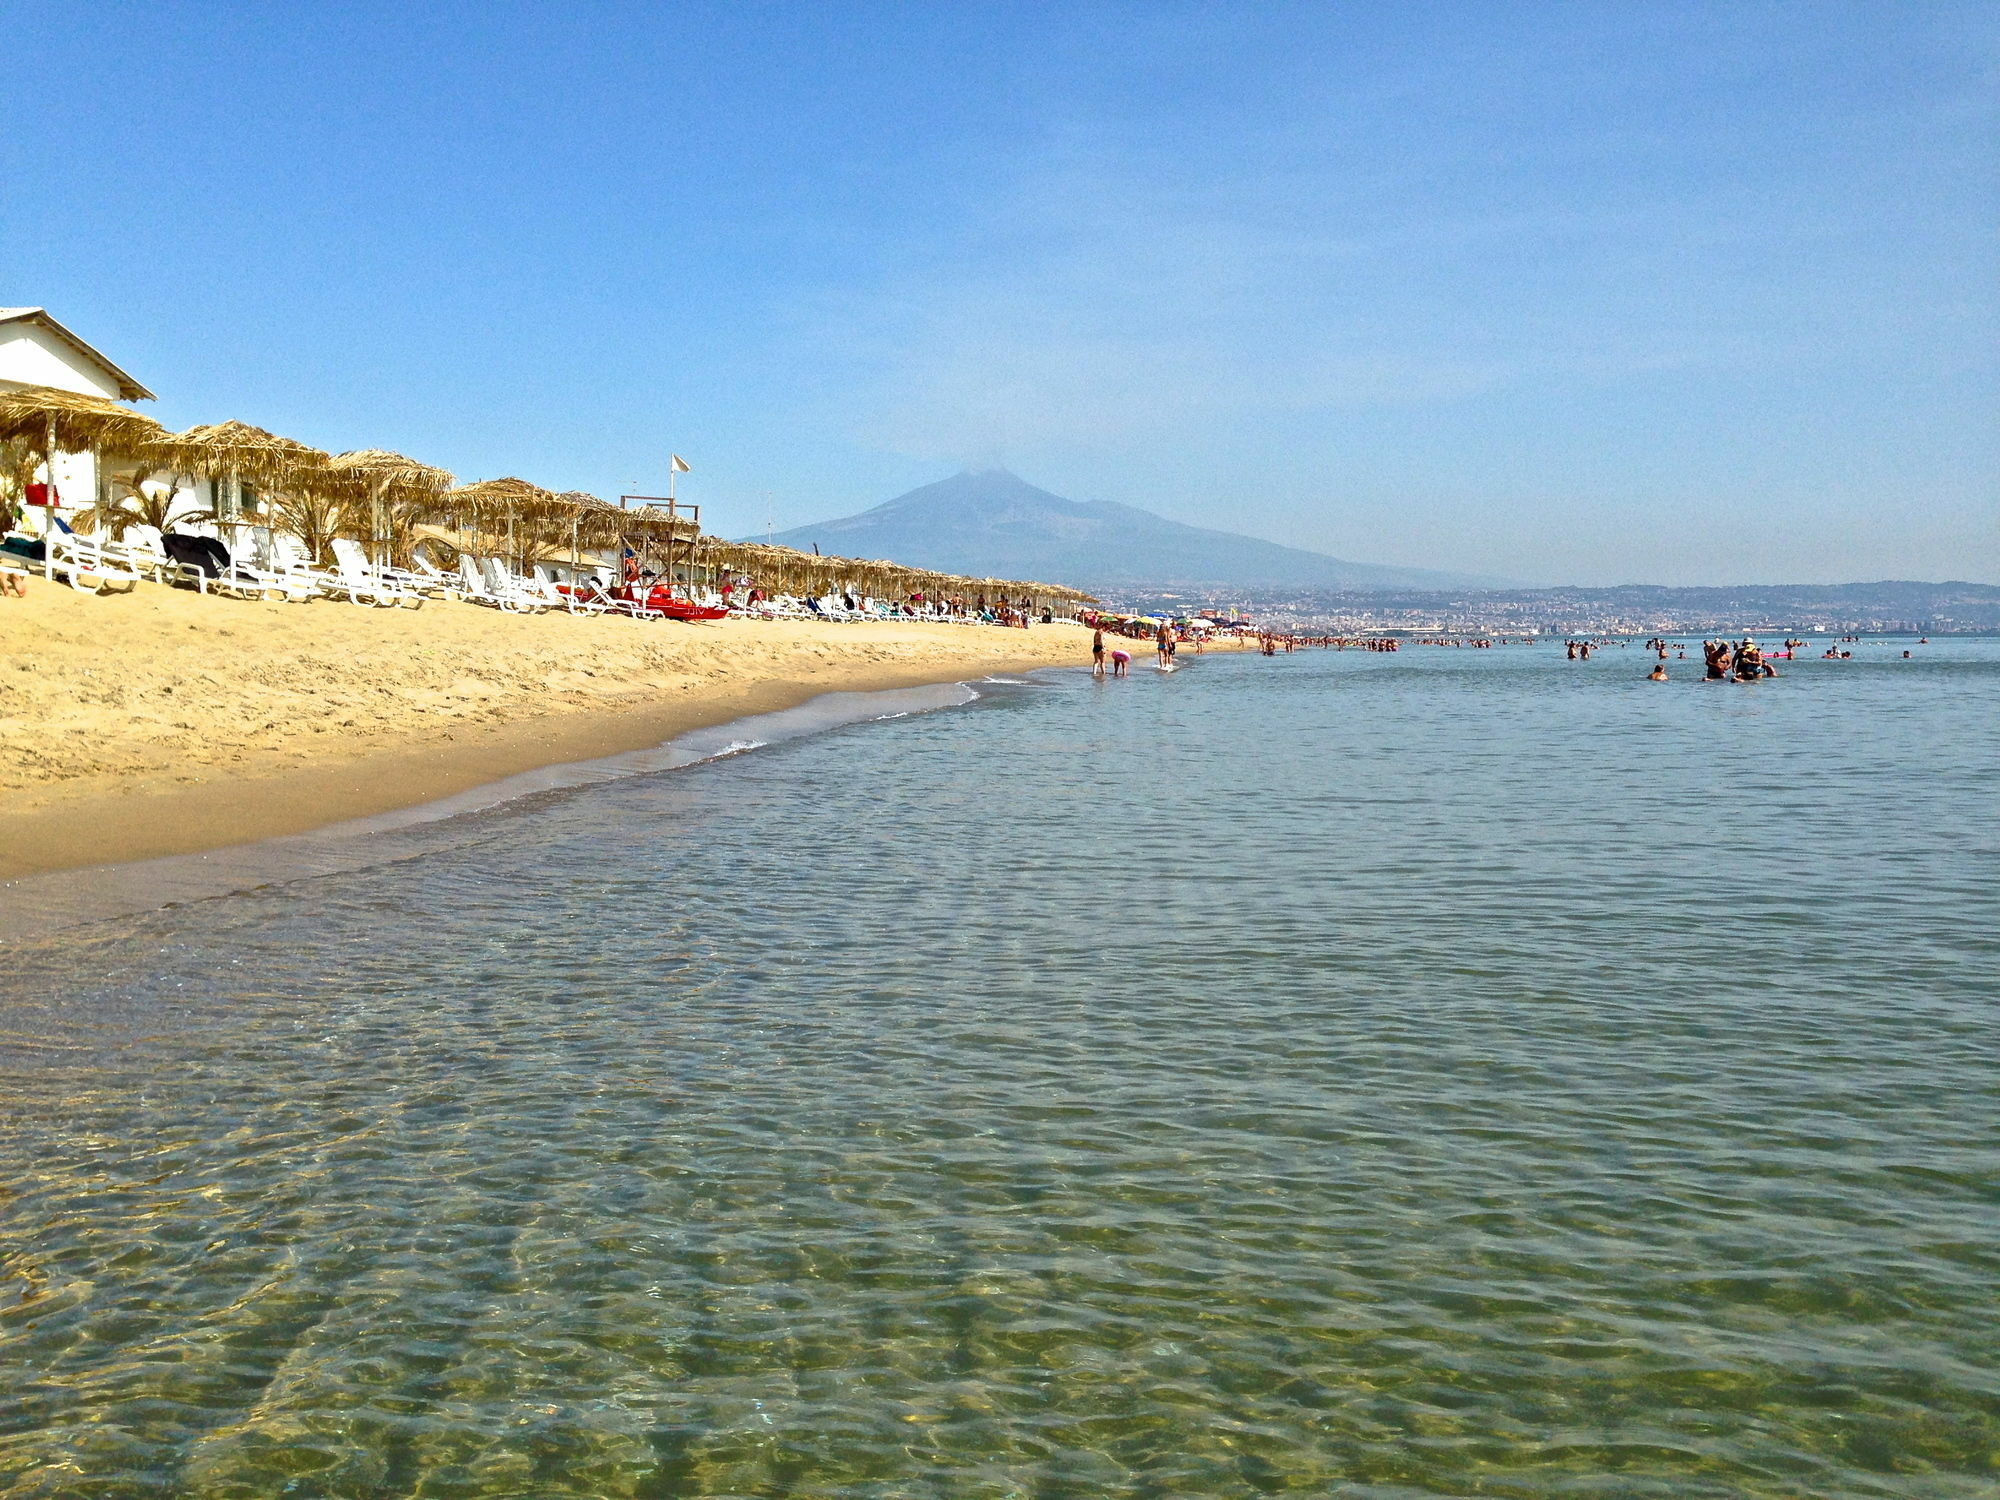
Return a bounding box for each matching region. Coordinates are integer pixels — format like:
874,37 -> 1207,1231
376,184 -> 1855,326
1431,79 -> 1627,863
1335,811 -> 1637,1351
1107,583 -> 1999,635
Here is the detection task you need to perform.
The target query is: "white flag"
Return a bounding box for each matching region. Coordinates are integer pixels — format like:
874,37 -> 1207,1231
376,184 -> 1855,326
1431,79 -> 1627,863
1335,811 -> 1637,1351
670,454 -> 691,473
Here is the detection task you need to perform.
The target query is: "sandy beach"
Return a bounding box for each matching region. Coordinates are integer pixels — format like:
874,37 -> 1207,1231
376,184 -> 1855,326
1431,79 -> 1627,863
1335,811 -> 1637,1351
0,583 -> 1121,880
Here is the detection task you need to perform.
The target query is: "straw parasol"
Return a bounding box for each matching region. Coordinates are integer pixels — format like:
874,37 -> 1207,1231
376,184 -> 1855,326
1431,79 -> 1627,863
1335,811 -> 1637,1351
444,478 -> 574,570
0,385 -> 168,458
0,386 -> 170,522
328,450 -> 454,566
154,420 -> 330,491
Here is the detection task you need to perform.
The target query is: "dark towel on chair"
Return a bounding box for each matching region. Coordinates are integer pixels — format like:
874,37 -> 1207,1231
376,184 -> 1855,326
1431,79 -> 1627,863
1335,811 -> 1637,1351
162,534 -> 230,578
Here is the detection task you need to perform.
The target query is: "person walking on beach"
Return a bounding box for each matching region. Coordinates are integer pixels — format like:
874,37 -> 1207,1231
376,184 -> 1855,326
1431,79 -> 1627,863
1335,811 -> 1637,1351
1092,629 -> 1107,676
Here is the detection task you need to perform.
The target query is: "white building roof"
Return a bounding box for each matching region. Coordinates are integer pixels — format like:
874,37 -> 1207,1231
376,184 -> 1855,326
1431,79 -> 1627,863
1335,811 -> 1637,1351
0,308 -> 155,401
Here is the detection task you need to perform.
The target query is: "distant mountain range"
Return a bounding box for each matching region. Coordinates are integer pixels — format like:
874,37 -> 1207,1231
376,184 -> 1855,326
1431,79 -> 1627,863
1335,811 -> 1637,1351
760,470 -> 1507,592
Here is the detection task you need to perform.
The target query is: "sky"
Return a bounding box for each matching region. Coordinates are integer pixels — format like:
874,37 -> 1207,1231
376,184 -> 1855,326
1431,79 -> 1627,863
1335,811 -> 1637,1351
5,1 -> 1994,586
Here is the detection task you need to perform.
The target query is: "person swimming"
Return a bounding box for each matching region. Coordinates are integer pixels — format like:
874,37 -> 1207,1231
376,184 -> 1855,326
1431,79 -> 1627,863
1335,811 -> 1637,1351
1648,664 -> 1669,681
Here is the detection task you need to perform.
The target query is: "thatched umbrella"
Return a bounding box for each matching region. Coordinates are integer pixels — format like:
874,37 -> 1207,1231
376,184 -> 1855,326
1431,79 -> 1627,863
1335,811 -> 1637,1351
0,386 -> 169,524
328,450 -> 453,566
155,420 -> 328,490
144,420 -> 335,561
552,490 -> 621,573
445,478 -> 572,572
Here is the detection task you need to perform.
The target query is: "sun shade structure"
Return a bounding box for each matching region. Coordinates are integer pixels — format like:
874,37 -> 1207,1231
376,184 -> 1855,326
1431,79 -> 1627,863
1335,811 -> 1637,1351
329,450 -> 455,565
0,384 -> 169,462
327,450 -> 454,499
444,478 -> 580,570
689,536 -> 1098,608
445,477 -> 570,525
154,420 -> 332,490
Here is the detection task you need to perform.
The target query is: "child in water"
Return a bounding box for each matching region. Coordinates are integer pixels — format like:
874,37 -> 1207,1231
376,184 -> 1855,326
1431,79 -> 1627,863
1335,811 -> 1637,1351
1110,647 -> 1132,677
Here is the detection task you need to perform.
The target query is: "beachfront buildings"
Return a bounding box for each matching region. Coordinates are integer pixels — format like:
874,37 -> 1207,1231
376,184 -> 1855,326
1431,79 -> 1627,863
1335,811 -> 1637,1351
0,307 -> 155,516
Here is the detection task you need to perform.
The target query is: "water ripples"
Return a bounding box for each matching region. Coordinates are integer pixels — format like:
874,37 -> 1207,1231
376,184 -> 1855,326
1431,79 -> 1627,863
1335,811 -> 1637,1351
2,642 -> 1997,1496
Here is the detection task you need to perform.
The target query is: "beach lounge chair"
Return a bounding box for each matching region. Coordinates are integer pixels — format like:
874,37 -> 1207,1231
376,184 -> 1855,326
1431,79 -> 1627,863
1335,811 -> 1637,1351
457,556 -> 541,612
478,558 -> 556,613
528,565 -> 610,616
76,526 -> 196,589
236,529 -> 322,602
329,540 -> 425,608
261,534 -> 394,607
42,532 -> 142,594
406,555 -> 467,600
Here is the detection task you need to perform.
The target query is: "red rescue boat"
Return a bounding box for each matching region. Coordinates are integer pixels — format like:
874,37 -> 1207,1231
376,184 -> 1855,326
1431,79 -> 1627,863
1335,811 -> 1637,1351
611,583 -> 728,621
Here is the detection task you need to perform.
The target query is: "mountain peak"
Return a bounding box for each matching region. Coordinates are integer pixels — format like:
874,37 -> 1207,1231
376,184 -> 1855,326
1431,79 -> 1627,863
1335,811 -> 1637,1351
766,472 -> 1501,593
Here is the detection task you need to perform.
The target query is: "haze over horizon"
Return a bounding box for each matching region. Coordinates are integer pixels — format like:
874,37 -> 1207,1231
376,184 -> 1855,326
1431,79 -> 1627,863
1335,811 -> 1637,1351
5,2 -> 1994,586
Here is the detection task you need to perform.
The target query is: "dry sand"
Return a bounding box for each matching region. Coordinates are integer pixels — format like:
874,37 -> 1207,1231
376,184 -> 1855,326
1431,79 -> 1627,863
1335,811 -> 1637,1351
0,580 -> 1114,880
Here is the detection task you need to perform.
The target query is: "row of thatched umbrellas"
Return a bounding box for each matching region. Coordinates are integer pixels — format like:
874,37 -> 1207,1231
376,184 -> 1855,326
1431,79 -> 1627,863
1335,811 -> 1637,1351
0,383 -> 1097,606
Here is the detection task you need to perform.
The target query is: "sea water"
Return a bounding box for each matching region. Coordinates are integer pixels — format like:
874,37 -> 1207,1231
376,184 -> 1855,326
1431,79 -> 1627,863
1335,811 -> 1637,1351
2,640 -> 1996,1498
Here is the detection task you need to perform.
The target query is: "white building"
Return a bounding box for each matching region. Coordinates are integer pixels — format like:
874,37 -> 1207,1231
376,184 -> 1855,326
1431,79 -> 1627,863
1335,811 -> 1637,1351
1,307 -> 155,518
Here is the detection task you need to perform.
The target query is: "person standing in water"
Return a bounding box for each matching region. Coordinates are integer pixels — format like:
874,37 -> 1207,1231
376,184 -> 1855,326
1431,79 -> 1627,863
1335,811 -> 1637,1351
1092,628 -> 1107,677
1734,638 -> 1766,681
1110,647 -> 1132,677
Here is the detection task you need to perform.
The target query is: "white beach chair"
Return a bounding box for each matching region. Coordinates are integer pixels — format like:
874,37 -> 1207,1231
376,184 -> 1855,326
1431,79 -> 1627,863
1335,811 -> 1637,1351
42,532 -> 142,594
458,556 -> 541,612
329,539 -> 425,608
584,579 -> 665,621
237,529 -> 322,602
528,564 -> 610,616
406,554 -> 467,600
479,557 -> 556,613
457,555 -> 517,610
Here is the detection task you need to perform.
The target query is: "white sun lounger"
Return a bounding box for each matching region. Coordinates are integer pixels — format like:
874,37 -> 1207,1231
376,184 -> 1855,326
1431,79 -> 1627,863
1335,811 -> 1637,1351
329,540 -> 426,608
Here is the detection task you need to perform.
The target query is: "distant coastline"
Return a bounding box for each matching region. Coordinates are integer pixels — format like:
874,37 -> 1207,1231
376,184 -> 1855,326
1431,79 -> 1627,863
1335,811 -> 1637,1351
1105,580 -> 2000,637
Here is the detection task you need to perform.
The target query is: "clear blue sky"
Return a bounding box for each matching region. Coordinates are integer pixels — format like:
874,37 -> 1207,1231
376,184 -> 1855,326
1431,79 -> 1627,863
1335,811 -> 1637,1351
7,2 -> 1994,584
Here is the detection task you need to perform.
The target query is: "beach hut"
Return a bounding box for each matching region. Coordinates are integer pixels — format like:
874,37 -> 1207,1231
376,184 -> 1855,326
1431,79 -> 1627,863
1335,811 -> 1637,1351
0,310 -> 155,528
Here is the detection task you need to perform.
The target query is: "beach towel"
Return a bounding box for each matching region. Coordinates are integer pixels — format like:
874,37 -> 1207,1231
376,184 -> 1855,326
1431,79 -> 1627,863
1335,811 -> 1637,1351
162,534 -> 230,578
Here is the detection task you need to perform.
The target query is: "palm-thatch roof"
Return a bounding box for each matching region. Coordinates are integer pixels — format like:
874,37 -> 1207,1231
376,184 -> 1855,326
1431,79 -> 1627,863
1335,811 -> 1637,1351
685,535 -> 1097,604
445,476 -> 573,524
327,449 -> 454,499
153,420 -> 331,489
0,384 -> 169,458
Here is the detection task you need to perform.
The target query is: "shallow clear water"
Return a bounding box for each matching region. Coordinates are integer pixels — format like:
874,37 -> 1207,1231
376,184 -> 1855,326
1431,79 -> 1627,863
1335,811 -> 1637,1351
3,640 -> 1997,1498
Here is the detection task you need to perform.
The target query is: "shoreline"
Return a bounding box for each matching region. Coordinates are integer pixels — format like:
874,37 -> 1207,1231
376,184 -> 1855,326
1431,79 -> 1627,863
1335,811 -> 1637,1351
0,673 -> 1024,939
3,579 -> 1168,882
2,648 -> 1093,883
